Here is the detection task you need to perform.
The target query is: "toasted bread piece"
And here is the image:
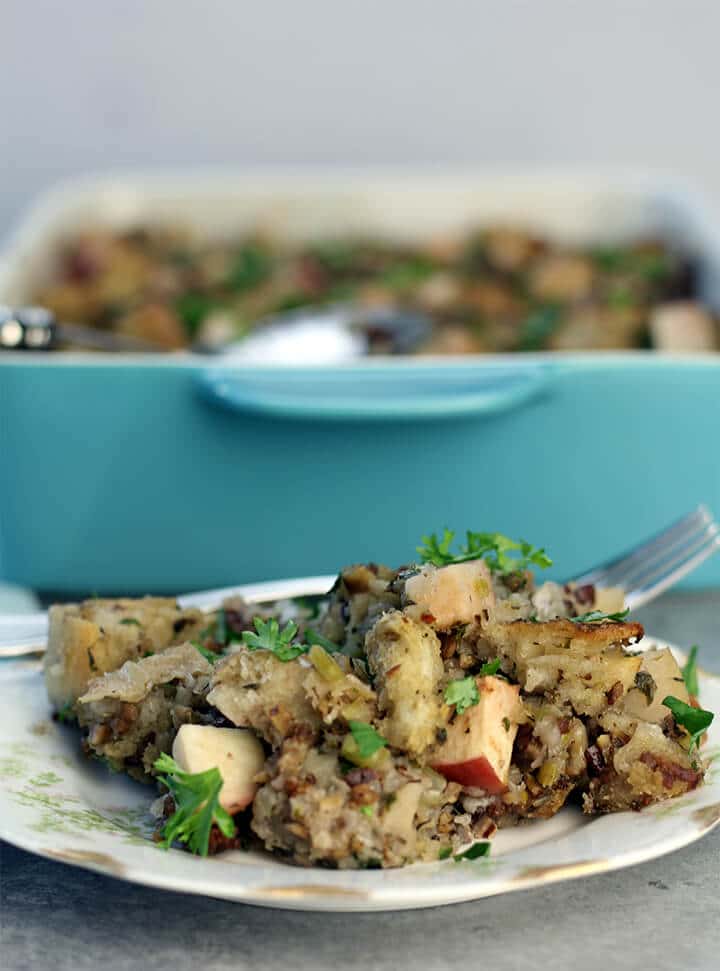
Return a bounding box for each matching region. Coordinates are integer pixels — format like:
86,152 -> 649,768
44,597 -> 205,711
365,610 -> 444,757
584,719 -> 703,812
620,647 -> 689,724
487,617 -> 643,658
76,643 -> 212,779
478,618 -> 645,716
207,647 -> 320,746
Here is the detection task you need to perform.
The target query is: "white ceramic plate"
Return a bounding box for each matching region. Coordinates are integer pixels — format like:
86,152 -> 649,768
1,577 -> 719,912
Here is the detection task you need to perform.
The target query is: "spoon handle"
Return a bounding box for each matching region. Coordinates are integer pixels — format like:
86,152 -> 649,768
0,306 -> 165,352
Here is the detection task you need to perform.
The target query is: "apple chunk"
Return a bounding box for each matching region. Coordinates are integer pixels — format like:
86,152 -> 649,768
172,724 -> 265,814
404,559 -> 494,630
432,676 -> 521,793
620,647 -> 690,724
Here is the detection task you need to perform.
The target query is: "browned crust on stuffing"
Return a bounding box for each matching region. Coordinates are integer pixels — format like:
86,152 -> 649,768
502,618 -> 644,648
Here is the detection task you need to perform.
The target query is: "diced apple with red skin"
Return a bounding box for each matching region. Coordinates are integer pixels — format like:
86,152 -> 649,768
432,676 -> 522,794
172,724 -> 265,814
404,560 -> 495,630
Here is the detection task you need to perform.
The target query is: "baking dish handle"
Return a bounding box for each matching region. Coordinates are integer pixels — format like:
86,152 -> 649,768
197,363 -> 552,422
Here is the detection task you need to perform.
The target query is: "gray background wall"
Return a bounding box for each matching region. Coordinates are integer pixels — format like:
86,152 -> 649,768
2,0 -> 720,232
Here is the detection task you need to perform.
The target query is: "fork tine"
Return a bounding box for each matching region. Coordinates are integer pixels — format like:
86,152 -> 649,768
617,522 -> 719,593
572,505 -> 712,586
594,518 -> 717,591
625,531 -> 720,610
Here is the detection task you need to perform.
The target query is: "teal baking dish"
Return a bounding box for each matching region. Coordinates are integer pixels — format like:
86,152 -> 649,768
1,171 -> 719,593
1,353 -> 719,593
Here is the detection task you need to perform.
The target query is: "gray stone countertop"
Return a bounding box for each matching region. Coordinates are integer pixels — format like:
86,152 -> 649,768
2,590 -> 719,971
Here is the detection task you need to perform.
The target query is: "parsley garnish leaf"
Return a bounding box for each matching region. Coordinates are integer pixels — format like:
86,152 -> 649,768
214,608 -> 229,646
304,627 -> 342,653
478,658 -> 502,677
417,529 -> 552,574
154,753 -> 236,856
348,721 -> 387,759
193,641 -> 219,664
444,677 -> 479,715
662,695 -> 714,752
682,645 -> 699,697
55,701 -> 75,724
465,532 -> 552,574
572,608 -> 630,624
444,662 -> 501,715
241,617 -> 306,661
417,528 -> 456,566
454,841 -> 491,861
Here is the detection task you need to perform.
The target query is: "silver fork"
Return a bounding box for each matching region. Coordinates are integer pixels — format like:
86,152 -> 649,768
571,504 -> 720,610
0,505 -> 718,658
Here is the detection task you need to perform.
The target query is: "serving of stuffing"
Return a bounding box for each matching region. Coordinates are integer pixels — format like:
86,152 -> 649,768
46,530 -> 715,868
35,225 -> 719,353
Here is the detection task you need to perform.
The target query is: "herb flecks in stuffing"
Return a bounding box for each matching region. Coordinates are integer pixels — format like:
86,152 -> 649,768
634,670 -> 657,704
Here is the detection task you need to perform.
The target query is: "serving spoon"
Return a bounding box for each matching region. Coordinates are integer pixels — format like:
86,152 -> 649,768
0,303 -> 433,361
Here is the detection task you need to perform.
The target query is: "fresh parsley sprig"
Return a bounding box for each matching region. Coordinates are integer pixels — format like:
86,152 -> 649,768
241,617 -> 307,661
444,660 -> 502,715
348,721 -> 387,759
571,608 -> 630,624
417,529 -> 552,575
55,701 -> 75,724
239,616 -> 343,661
682,645 -> 699,697
662,696 -> 714,753
418,528 -> 457,566
444,677 -> 479,715
154,754 -> 236,856
478,658 -> 502,677
304,627 -> 342,654
214,608 -> 229,646
453,841 -> 491,861
193,642 -> 220,664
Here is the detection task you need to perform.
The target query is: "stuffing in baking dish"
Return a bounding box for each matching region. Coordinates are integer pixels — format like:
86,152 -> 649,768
46,531 -> 714,867
34,225 -> 719,352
